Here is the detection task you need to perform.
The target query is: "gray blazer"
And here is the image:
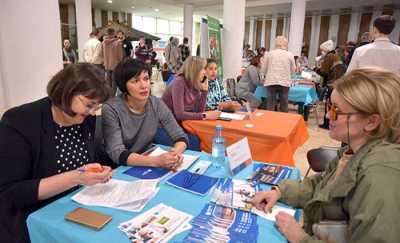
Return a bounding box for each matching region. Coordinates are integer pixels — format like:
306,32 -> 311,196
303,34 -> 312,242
236,65 -> 264,108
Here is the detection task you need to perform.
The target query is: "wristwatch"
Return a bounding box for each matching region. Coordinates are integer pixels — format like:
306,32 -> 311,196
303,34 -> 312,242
202,113 -> 206,119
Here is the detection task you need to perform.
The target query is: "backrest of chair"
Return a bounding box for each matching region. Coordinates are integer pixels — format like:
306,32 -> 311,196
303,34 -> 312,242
226,78 -> 237,100
307,146 -> 339,172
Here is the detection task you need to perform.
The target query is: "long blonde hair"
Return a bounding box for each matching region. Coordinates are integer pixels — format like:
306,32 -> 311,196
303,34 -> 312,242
177,56 -> 206,90
334,68 -> 400,143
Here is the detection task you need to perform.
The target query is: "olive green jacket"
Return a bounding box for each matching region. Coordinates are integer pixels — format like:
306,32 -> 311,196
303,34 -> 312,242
278,139 -> 400,243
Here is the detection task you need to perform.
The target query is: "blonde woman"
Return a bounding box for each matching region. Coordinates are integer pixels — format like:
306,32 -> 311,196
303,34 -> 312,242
252,68 -> 400,243
162,56 -> 220,122
262,36 -> 296,112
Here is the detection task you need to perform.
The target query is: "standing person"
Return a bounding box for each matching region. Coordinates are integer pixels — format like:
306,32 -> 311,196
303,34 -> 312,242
179,37 -> 191,63
62,39 -> 77,68
263,36 -> 296,112
102,58 -> 188,168
252,68 -> 400,243
117,30 -> 133,58
164,37 -> 181,74
347,15 -> 400,75
83,28 -> 103,69
134,36 -> 151,64
102,28 -> 124,94
162,57 -> 220,150
205,58 -> 241,111
0,63 -> 112,243
236,55 -> 264,109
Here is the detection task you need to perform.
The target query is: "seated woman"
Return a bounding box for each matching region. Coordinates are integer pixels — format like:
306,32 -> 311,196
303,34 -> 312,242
0,63 -> 113,243
252,68 -> 400,243
102,58 -> 188,169
162,56 -> 221,150
236,55 -> 264,109
205,58 -> 241,111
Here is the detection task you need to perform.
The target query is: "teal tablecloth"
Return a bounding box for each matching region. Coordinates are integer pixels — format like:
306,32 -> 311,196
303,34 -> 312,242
254,84 -> 319,106
27,148 -> 300,243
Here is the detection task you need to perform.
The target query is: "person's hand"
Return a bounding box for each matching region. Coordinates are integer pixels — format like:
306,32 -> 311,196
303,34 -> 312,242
200,77 -> 208,91
251,189 -> 281,213
155,151 -> 182,170
77,163 -> 112,186
275,212 -> 308,243
203,110 -> 221,120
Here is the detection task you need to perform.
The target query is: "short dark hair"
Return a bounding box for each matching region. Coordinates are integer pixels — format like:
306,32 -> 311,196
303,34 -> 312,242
206,58 -> 217,68
47,63 -> 111,116
117,30 -> 124,35
90,28 -> 99,37
250,55 -> 261,66
169,36 -> 174,42
183,37 -> 189,44
114,58 -> 151,93
373,15 -> 396,35
107,28 -> 115,36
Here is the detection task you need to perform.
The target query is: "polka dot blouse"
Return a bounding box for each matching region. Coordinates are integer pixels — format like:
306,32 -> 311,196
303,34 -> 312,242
54,124 -> 89,174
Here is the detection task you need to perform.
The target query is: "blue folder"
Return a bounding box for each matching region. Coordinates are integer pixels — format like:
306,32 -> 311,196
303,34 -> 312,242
166,170 -> 219,196
123,166 -> 170,180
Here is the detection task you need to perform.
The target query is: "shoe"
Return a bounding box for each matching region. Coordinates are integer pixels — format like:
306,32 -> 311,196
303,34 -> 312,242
319,124 -> 329,130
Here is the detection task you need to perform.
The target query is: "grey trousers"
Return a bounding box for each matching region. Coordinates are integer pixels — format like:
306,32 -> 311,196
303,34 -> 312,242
266,85 -> 289,112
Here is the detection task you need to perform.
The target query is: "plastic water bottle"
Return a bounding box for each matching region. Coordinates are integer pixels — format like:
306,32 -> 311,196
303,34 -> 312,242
211,125 -> 225,169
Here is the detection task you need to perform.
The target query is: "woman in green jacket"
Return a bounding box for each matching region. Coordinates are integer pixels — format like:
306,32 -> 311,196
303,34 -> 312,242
252,67 -> 400,243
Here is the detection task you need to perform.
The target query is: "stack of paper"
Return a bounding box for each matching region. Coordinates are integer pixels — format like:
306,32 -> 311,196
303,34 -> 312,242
219,112 -> 246,120
124,147 -> 200,180
72,179 -> 159,212
184,203 -> 259,243
210,179 -> 295,221
119,203 -> 193,243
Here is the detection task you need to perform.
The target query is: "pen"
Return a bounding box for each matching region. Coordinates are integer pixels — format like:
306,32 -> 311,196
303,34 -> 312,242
77,167 -> 104,173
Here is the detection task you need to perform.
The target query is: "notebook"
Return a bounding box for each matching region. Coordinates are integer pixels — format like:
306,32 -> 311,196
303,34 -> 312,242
166,170 -> 219,196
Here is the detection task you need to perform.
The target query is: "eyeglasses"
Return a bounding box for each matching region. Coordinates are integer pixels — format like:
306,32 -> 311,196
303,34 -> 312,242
328,103 -> 359,121
77,96 -> 102,114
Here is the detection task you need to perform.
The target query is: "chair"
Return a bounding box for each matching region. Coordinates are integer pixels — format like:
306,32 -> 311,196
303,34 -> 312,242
305,146 -> 339,177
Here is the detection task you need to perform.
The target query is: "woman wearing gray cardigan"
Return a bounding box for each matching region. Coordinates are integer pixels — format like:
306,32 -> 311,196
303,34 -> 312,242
236,55 -> 264,109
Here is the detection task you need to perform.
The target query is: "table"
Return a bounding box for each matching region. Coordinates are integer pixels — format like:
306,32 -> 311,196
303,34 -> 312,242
183,110 -> 308,166
27,149 -> 301,243
254,84 -> 319,121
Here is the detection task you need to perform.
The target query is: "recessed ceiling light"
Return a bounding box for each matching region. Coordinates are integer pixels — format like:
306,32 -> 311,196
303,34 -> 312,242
154,8 -> 159,12
107,0 -> 112,3
131,6 -> 135,9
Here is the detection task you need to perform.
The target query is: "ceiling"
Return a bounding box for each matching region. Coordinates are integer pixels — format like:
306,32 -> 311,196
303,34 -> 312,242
89,0 -> 399,22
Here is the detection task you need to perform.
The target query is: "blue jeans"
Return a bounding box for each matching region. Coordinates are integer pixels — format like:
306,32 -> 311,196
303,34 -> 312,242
154,127 -> 201,151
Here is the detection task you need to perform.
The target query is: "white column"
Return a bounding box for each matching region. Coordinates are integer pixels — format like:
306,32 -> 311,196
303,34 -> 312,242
107,10 -> 112,21
348,11 -> 362,42
0,0 -> 62,109
223,0 -> 246,79
183,4 -> 194,50
370,9 -> 382,30
288,0 -> 306,56
261,19 -> 266,48
389,9 -> 400,44
309,15 -> 321,67
328,14 -> 339,46
248,17 -> 255,49
94,9 -> 102,28
118,12 -> 124,23
283,17 -> 290,38
199,19 -> 209,58
75,0 -> 92,62
270,17 -> 278,49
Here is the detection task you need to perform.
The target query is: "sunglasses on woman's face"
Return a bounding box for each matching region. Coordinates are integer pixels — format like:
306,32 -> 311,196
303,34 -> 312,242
328,102 -> 359,121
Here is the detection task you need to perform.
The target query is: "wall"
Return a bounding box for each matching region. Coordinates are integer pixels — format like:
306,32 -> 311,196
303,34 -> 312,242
0,0 -> 63,109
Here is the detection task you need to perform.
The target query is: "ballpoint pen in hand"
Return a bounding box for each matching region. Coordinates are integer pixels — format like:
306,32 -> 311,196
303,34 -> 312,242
77,166 -> 104,173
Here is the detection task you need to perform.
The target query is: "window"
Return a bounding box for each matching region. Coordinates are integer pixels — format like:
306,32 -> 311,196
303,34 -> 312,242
157,19 -> 169,34
143,17 -> 156,33
133,16 -> 143,30
169,21 -> 182,35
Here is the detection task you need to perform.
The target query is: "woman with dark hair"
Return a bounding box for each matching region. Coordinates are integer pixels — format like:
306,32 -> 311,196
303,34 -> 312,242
0,63 -> 113,243
236,55 -> 264,109
102,58 -> 188,168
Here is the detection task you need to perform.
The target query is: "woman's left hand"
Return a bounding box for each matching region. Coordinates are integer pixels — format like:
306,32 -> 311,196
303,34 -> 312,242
275,212 -> 308,243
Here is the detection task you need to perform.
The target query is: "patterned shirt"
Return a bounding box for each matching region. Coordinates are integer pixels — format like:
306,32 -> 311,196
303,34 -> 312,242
206,79 -> 231,110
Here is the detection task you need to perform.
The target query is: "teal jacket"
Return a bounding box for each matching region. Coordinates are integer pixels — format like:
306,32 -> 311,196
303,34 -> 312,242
278,139 -> 400,243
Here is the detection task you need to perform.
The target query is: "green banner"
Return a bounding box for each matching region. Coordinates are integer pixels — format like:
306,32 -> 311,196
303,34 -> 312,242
207,16 -> 223,81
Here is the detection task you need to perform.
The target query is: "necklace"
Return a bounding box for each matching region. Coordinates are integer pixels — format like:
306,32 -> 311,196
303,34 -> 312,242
125,96 -> 145,114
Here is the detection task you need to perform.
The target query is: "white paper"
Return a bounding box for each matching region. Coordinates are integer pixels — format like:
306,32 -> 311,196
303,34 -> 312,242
119,203 -> 193,243
226,137 -> 252,175
219,112 -> 246,120
72,179 -> 159,212
149,147 -> 200,171
253,205 -> 296,222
